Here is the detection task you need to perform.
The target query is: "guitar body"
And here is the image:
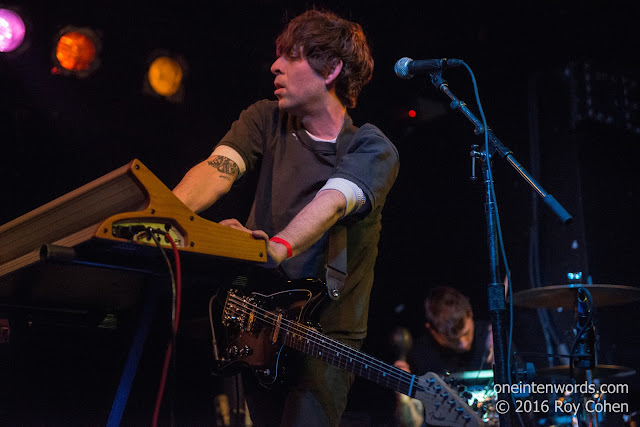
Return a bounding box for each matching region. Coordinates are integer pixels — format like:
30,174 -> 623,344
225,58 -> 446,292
220,279 -> 326,383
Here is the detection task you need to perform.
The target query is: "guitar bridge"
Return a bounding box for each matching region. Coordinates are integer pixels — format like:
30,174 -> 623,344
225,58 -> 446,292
222,290 -> 247,328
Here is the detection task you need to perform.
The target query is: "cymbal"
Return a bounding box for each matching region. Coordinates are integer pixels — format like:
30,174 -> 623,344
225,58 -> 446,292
537,364 -> 636,379
512,284 -> 640,308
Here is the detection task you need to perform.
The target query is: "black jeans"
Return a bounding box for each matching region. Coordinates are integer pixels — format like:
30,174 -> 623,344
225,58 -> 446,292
244,337 -> 363,427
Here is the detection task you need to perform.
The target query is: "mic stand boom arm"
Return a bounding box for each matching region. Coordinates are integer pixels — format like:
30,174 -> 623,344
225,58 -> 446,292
430,72 -> 573,224
428,71 -> 573,427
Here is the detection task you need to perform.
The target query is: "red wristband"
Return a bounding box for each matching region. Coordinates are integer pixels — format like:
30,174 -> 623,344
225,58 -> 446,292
269,237 -> 293,259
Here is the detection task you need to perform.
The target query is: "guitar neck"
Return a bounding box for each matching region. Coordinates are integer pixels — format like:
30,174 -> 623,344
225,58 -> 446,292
280,321 -> 482,426
281,321 -> 417,396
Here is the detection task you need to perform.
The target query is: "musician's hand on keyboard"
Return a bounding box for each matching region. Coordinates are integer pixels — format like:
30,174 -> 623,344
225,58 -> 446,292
219,219 -> 287,268
250,229 -> 288,268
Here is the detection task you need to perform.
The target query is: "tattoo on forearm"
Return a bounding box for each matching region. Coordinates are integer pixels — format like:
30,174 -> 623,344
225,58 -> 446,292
208,156 -> 239,177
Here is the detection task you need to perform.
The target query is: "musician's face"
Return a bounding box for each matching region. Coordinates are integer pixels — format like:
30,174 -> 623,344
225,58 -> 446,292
270,53 -> 327,114
429,315 -> 475,353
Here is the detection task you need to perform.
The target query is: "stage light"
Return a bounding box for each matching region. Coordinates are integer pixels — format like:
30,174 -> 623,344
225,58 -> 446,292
148,56 -> 183,96
404,96 -> 447,123
143,51 -> 187,103
0,8 -> 26,53
52,26 -> 101,77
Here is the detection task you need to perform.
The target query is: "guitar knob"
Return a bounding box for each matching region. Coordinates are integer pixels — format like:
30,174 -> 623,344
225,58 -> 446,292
241,346 -> 253,357
228,346 -> 239,357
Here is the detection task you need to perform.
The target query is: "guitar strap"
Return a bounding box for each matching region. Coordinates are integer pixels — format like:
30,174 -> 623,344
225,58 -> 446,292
325,121 -> 364,300
326,224 -> 347,300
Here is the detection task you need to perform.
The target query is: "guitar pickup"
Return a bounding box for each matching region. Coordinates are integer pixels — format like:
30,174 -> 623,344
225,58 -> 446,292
245,310 -> 255,332
271,312 -> 282,344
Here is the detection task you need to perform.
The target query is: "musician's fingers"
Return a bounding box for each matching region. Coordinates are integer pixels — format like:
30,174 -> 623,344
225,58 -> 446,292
219,218 -> 250,232
393,360 -> 411,373
251,229 -> 269,241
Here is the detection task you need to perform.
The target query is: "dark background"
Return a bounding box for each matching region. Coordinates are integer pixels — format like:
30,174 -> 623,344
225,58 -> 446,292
1,0 -> 639,424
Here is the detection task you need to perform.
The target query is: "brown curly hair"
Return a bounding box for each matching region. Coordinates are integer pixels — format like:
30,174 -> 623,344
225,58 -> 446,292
275,10 -> 374,108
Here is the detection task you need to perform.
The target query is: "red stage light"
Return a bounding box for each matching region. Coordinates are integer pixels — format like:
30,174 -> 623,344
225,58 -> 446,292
52,26 -> 101,77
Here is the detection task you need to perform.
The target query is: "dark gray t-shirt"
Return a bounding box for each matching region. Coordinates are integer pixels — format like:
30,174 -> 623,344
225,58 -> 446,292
218,99 -> 399,338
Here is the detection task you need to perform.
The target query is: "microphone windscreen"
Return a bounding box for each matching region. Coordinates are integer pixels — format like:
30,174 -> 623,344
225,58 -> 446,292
394,57 -> 413,79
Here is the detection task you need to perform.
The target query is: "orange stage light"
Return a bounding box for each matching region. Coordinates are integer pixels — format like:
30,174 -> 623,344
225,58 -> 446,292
148,56 -> 184,97
143,51 -> 187,103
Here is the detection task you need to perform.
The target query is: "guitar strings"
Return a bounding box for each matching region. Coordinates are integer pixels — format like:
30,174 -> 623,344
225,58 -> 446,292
225,293 -> 452,398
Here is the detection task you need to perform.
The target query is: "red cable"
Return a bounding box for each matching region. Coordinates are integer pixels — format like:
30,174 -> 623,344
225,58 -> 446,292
151,234 -> 182,426
168,235 -> 182,333
152,342 -> 173,427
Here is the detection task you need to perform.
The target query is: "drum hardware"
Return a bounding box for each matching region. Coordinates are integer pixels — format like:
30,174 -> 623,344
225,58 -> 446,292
512,361 -> 536,387
450,369 -> 498,426
512,284 -> 640,427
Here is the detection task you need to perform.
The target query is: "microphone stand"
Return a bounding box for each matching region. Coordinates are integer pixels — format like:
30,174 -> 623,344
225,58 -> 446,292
427,71 -> 573,427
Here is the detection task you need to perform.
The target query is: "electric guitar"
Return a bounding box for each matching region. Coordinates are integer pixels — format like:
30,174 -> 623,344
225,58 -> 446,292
219,286 -> 482,426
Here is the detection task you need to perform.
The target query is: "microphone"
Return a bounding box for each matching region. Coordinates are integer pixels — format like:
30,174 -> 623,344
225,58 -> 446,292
394,57 -> 464,79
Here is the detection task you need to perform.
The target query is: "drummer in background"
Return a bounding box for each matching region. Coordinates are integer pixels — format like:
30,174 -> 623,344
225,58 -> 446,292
396,286 -> 494,376
393,286 -> 494,426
